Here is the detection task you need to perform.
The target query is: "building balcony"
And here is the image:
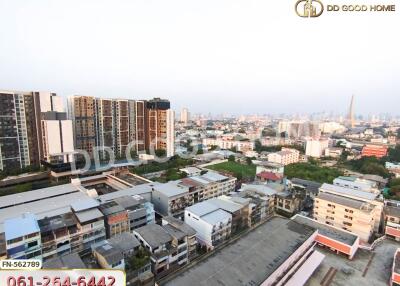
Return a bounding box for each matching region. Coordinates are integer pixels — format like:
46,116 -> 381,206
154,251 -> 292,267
151,250 -> 170,263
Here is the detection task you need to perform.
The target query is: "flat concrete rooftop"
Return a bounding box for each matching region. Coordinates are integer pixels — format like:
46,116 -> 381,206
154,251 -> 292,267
163,216 -> 315,286
115,173 -> 150,186
307,239 -> 399,286
292,215 -> 358,246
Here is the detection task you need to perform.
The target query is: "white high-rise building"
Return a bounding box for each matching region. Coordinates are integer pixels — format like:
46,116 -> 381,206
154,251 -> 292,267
40,92 -> 75,163
166,109 -> 175,157
180,108 -> 190,125
305,138 -> 329,158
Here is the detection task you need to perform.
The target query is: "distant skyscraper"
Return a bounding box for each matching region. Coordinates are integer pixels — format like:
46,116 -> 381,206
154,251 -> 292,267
348,95 -> 355,128
180,108 -> 190,125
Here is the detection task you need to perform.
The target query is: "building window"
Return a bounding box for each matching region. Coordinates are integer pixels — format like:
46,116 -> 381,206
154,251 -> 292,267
27,241 -> 38,248
7,237 -> 23,245
24,233 -> 39,239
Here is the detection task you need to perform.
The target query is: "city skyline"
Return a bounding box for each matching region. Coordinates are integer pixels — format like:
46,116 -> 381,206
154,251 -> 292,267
0,0 -> 399,115
2,1 -> 400,285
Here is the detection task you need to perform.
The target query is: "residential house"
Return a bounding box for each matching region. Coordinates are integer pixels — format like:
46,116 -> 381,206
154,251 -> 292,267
184,201 -> 232,250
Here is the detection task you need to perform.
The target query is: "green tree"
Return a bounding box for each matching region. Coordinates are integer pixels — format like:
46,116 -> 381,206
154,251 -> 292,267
130,150 -> 138,159
284,162 -> 343,183
390,178 -> 400,187
246,157 -> 253,165
262,128 -> 277,137
387,145 -> 400,162
346,156 -> 389,178
359,162 -> 388,177
155,149 -> 166,157
228,155 -> 235,162
390,185 -> 400,198
339,150 -> 350,162
127,247 -> 150,271
209,145 -> 219,151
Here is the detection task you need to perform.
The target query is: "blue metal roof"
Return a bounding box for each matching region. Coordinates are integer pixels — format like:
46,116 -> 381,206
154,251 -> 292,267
4,213 -> 40,241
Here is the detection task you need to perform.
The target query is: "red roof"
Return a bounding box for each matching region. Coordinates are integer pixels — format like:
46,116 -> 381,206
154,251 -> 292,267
256,171 -> 282,181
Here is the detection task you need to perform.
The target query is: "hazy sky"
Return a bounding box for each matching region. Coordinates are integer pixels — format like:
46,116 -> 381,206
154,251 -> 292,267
0,0 -> 399,115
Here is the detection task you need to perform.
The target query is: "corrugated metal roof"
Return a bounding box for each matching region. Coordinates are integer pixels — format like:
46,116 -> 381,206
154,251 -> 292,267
154,181 -> 189,198
0,184 -> 78,209
75,208 -> 104,223
71,198 -> 100,212
186,201 -> 219,217
239,184 -> 277,196
320,183 -> 377,201
0,191 -> 91,233
4,213 -> 40,240
201,172 -> 228,182
208,198 -> 242,213
201,209 -> 232,225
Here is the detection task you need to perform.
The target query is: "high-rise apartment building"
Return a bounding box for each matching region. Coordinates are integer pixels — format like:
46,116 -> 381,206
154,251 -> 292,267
134,100 -> 146,153
67,96 -> 96,156
180,108 -> 190,125
305,138 -> 329,158
145,98 -> 175,157
37,92 -> 74,164
278,120 -> 320,138
68,96 -> 174,159
0,90 -> 74,170
0,91 -> 32,170
114,100 -> 130,156
95,98 -> 115,157
166,109 -> 175,157
69,97 -> 134,158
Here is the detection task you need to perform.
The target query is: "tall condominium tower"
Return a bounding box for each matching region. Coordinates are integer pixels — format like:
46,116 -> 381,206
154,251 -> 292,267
68,96 -> 174,159
0,91 -> 74,171
180,108 -> 190,125
146,98 -> 175,157
67,95 -> 96,156
0,91 -> 33,170
38,92 -> 74,164
114,99 -> 130,157
134,100 -> 147,153
95,98 -> 115,157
